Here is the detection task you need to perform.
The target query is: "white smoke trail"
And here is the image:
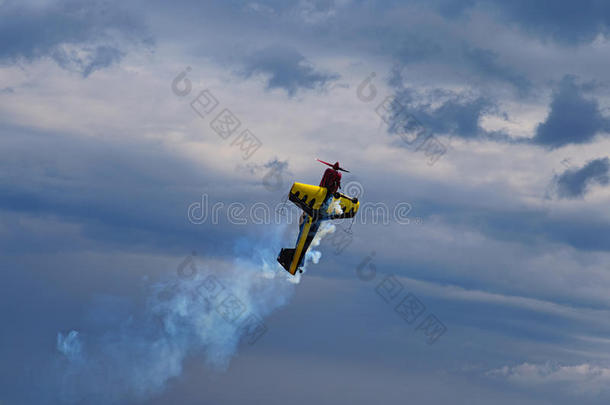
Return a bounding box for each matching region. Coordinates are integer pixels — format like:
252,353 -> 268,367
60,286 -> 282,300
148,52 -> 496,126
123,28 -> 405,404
57,331 -> 83,363
54,217 -> 339,403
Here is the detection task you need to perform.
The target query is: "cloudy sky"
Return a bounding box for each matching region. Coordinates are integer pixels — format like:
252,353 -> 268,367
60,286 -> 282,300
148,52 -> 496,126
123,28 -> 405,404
2,0 -> 610,404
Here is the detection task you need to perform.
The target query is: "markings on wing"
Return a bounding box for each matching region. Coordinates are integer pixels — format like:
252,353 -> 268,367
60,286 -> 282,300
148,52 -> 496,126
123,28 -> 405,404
288,183 -> 328,216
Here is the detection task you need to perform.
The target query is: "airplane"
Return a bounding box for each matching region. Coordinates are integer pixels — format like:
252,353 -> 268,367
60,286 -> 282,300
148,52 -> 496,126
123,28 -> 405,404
277,161 -> 360,275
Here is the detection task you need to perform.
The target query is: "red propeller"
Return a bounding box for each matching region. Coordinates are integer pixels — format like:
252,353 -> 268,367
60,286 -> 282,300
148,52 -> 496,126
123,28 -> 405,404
317,159 -> 350,172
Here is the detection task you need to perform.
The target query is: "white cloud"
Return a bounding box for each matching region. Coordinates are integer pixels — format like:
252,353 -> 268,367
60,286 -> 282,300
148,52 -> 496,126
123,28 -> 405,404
488,362 -> 610,396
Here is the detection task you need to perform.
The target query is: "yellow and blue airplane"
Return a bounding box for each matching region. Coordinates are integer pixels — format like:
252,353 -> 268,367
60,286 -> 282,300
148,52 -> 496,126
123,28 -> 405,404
277,181 -> 360,275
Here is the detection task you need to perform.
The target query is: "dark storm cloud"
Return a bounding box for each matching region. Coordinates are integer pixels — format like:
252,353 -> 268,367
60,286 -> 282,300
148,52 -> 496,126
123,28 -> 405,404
393,34 -> 443,64
0,124 -> 284,257
462,45 -> 531,93
434,0 -> 610,44
138,1 -> 533,98
390,39 -> 530,94
555,157 -> 610,199
473,206 -> 610,252
490,0 -> 610,44
53,45 -> 125,78
379,182 -> 610,254
0,0 -> 150,75
389,86 -> 496,139
533,76 -> 610,148
240,46 -> 339,96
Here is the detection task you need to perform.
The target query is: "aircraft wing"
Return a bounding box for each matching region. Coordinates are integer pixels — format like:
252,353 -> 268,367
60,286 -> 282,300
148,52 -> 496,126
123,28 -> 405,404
288,182 -> 329,217
318,193 -> 359,220
328,193 -> 359,219
288,182 -> 360,220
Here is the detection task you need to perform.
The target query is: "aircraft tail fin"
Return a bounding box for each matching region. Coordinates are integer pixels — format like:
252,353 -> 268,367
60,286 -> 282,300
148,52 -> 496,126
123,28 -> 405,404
277,248 -> 297,274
